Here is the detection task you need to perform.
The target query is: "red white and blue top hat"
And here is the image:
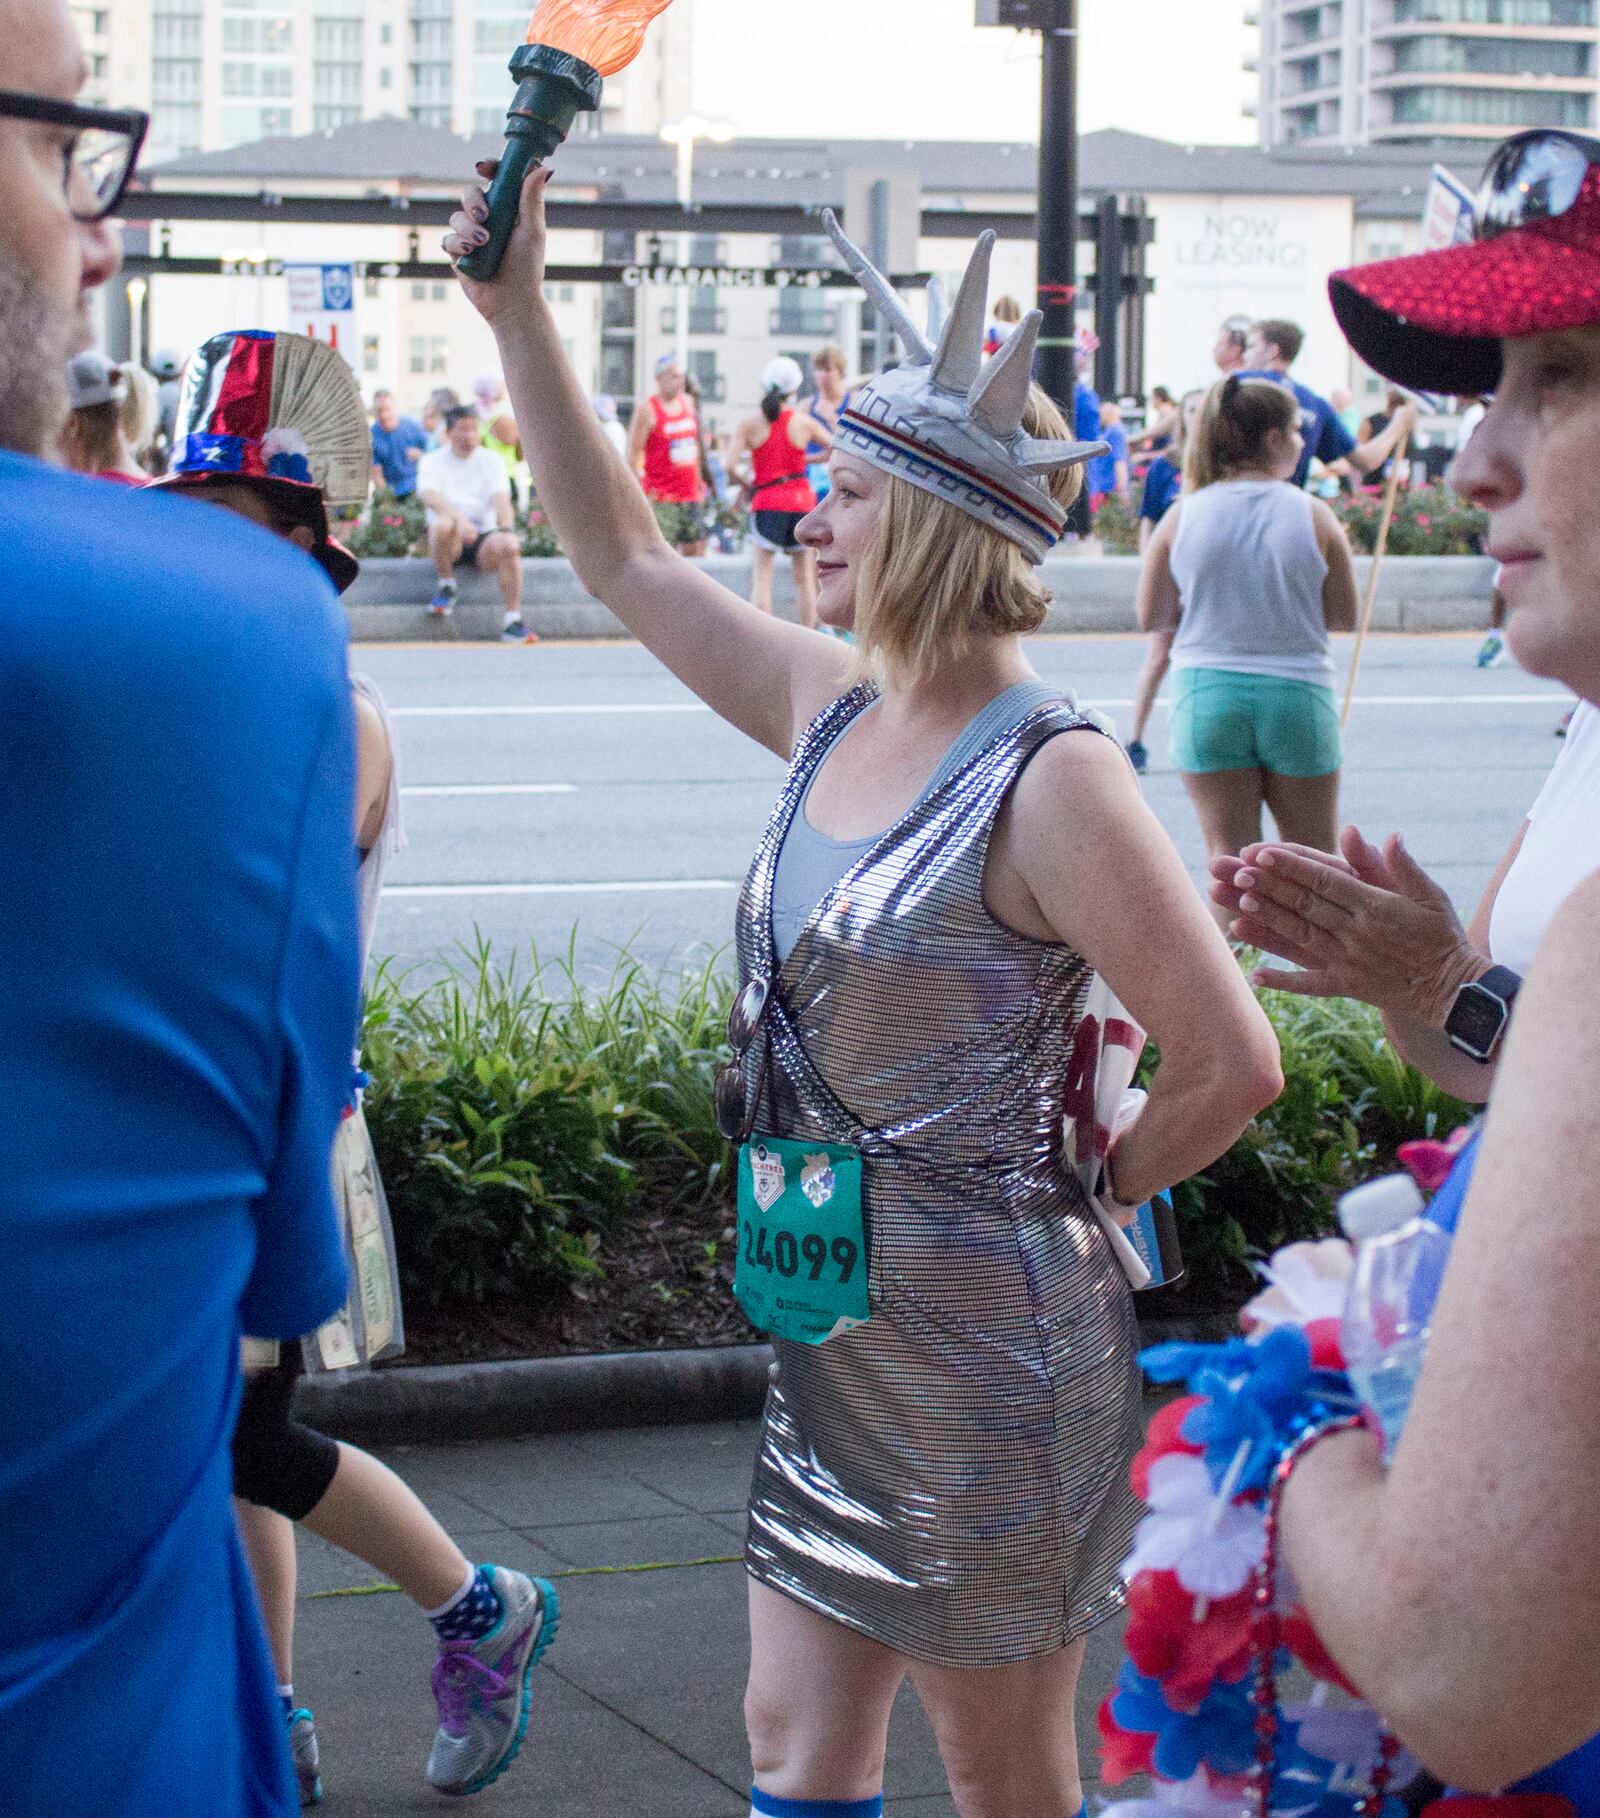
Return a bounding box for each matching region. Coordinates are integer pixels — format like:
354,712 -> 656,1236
161,329 -> 370,592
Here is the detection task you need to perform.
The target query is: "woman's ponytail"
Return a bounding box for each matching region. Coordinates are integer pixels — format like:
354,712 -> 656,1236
1184,375 -> 1298,492
761,385 -> 785,425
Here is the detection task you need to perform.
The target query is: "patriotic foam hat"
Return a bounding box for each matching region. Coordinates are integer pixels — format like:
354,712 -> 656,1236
821,210 -> 1107,565
161,329 -> 370,592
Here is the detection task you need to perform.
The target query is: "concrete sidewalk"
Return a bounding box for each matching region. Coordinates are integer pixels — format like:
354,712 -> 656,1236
293,1417 -> 1134,1816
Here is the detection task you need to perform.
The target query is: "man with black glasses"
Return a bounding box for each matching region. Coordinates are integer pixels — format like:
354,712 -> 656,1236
0,6 -> 362,1816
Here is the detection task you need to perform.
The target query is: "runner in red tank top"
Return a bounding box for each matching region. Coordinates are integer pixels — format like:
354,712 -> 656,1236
733,356 -> 828,628
626,355 -> 707,554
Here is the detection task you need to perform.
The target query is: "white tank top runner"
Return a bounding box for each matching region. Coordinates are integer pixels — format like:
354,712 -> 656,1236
1168,479 -> 1333,685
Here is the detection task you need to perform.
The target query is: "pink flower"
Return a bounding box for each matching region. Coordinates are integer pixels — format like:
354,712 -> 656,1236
1416,513 -> 1432,528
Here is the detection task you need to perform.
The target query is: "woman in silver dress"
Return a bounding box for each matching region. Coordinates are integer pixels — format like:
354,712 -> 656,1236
447,164 -> 1283,1818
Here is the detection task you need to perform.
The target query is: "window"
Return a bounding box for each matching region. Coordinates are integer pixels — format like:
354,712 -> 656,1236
429,336 -> 448,375
411,280 -> 426,300
363,335 -> 380,374
1393,0 -> 1592,19
775,287 -> 836,336
431,282 -> 447,301
153,57 -> 201,100
261,64 -> 293,95
364,274 -> 381,298
261,106 -> 293,135
688,288 -> 721,334
153,14 -> 201,52
409,335 -> 427,375
687,349 -> 723,404
222,61 -> 255,94
602,230 -> 635,263
1391,34 -> 1589,76
313,16 -> 361,54
598,342 -> 634,401
773,234 -> 831,268
380,67 -> 392,87
381,21 -> 393,41
314,103 -> 360,128
1391,84 -> 1592,125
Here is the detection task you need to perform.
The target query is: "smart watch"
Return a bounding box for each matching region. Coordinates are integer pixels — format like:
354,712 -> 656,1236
1444,963 -> 1522,1064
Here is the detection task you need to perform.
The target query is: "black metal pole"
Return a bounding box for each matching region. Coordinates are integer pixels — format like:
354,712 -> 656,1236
1034,0 -> 1078,417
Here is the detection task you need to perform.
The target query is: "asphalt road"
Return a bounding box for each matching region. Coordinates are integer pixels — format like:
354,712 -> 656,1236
362,634 -> 1573,989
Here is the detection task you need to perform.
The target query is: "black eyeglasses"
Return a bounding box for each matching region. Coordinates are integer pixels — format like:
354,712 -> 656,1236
714,976 -> 772,1146
1476,129 -> 1600,242
0,90 -> 148,221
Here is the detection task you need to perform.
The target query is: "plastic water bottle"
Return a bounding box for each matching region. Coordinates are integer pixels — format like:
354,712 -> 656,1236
1337,1174 -> 1452,1463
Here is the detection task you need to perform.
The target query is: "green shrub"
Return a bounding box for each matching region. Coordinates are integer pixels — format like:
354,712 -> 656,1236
361,943 -> 1474,1316
361,941 -> 730,1305
1333,481 -> 1487,557
1090,491 -> 1141,555
347,488 -> 427,558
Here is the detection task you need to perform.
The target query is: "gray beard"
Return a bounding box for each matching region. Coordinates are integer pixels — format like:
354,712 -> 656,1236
0,247 -> 71,458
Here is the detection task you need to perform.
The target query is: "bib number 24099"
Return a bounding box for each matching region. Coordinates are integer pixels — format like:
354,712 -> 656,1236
734,1137 -> 869,1346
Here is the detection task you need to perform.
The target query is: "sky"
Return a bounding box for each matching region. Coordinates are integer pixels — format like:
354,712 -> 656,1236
685,0 -> 1257,148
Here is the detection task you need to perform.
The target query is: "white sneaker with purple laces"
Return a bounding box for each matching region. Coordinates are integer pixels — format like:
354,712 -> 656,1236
425,1566 -> 559,1797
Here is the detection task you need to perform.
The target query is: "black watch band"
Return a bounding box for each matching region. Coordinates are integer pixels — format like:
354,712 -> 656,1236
1445,963 -> 1522,1064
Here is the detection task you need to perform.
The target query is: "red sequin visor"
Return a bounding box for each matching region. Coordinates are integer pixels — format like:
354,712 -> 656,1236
1330,130 -> 1600,397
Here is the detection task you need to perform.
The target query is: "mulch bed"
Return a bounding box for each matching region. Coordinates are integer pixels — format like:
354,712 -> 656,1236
394,1204 -> 754,1366
393,1211 -> 1240,1366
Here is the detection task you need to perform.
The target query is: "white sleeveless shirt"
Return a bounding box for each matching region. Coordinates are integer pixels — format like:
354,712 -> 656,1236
1169,479 -> 1333,685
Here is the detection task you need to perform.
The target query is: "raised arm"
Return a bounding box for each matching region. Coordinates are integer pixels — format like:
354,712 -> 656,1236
1345,399 -> 1418,479
446,164 -> 847,758
1280,870 -> 1600,1788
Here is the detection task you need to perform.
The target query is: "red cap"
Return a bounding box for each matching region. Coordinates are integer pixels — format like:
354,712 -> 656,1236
1329,162 -> 1600,396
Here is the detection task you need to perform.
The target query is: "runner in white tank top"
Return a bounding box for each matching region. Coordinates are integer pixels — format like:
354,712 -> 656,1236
1137,375 -> 1359,924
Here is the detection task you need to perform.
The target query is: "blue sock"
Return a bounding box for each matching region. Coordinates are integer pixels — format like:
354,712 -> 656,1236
277,1685 -> 296,1722
429,1564 -> 503,1643
749,1793 -> 884,1818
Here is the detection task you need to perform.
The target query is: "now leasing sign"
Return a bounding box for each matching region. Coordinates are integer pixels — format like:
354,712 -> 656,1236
1144,193 -> 1355,402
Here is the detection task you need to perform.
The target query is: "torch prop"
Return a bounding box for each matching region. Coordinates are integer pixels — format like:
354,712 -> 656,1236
458,0 -> 680,283
1340,426 -> 1411,732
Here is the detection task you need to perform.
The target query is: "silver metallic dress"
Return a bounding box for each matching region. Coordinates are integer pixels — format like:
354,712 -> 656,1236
738,684 -> 1144,1668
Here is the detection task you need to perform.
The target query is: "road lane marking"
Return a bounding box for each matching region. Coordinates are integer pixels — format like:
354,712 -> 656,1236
389,693 -> 1568,719
390,702 -> 710,717
401,783 -> 577,797
382,879 -> 739,898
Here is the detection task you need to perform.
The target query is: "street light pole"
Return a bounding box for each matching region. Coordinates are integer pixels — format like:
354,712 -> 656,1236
659,114 -> 735,375
1034,0 -> 1078,420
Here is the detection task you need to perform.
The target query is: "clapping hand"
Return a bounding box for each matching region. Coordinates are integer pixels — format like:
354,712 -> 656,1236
1209,826 -> 1487,1027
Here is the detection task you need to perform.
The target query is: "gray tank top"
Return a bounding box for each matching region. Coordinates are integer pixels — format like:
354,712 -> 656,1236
771,679 -> 1064,964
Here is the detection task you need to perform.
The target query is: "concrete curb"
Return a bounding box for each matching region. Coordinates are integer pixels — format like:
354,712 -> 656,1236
296,1313 -> 1238,1446
342,552 -> 1499,643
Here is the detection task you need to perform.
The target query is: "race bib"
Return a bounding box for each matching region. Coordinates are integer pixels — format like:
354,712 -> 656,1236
668,435 -> 700,466
734,1136 -> 868,1345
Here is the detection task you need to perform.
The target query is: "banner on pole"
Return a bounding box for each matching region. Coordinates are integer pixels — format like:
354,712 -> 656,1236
285,263 -> 356,355
1421,165 -> 1475,252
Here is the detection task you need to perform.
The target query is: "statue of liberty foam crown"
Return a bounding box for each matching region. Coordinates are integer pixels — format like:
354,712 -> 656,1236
821,209 -> 1108,566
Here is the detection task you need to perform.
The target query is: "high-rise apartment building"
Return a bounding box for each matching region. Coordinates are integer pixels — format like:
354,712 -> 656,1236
1258,0 -> 1598,147
84,0 -> 691,163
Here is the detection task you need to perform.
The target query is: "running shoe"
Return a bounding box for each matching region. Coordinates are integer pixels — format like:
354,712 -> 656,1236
1476,631 -> 1505,668
426,1566 -> 559,1798
500,618 -> 538,644
429,579 -> 457,618
287,1707 -> 323,1807
1127,739 -> 1149,775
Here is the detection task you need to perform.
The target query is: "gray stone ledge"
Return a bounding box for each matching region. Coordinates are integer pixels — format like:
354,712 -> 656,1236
343,553 -> 1499,642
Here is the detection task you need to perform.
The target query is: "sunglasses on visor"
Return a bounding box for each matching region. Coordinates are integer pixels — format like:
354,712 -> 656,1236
1476,128 -> 1600,241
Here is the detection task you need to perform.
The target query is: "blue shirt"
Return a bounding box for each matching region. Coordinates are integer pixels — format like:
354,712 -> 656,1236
0,456 -> 359,1818
1235,369 -> 1355,489
1087,421 -> 1128,499
1073,379 -> 1101,445
1140,454 -> 1182,525
370,415 -> 427,495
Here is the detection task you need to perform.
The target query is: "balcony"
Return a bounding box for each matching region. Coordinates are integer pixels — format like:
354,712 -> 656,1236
1370,79 -> 1595,134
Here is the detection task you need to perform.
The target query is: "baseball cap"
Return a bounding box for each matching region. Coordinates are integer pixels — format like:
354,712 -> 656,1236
1330,129 -> 1600,395
67,351 -> 127,411
761,355 -> 804,397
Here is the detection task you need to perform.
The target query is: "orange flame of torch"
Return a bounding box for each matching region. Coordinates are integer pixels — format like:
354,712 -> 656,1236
524,0 -> 679,77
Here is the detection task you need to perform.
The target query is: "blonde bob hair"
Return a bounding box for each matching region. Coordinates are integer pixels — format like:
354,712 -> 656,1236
848,384 -> 1082,688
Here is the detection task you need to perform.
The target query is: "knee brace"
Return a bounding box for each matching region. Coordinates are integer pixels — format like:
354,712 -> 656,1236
231,1355 -> 340,1520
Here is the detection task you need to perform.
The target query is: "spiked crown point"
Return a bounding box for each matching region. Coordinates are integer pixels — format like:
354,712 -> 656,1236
820,213 -> 1108,564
